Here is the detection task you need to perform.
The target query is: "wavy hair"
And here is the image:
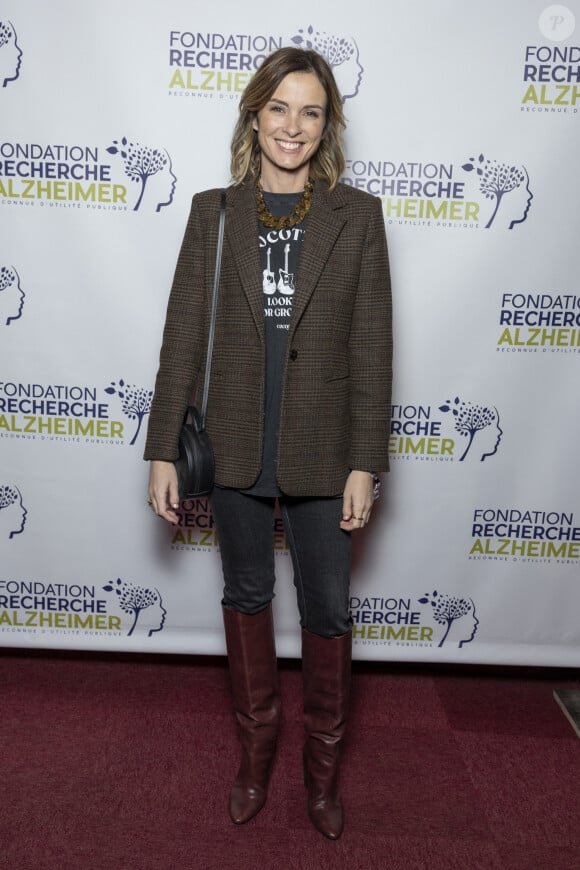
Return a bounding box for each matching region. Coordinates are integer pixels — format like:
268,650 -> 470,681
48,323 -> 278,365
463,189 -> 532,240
230,47 -> 346,190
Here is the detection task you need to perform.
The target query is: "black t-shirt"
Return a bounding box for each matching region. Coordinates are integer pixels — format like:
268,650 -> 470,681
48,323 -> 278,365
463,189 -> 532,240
243,191 -> 308,496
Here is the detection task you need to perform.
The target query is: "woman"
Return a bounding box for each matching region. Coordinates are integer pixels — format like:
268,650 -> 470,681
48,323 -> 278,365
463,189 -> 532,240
145,47 -> 392,840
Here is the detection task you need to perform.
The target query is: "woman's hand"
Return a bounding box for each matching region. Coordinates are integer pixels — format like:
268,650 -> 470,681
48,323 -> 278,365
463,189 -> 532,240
340,470 -> 374,531
148,460 -> 180,525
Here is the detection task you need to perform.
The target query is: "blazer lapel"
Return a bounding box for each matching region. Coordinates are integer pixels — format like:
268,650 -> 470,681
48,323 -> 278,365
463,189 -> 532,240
290,181 -> 347,335
226,183 -> 265,342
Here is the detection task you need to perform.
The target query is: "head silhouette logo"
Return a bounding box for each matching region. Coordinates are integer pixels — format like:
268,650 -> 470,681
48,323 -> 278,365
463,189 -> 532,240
290,25 -> 363,100
106,138 -> 177,212
0,266 -> 25,325
0,139 -> 176,213
439,397 -> 503,461
0,485 -> 27,539
462,154 -> 533,229
418,590 -> 479,649
104,380 -> 152,445
0,21 -> 22,87
103,578 -> 167,637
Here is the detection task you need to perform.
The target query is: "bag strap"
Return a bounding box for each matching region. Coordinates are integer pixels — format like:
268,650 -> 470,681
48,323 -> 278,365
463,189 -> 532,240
199,189 -> 226,427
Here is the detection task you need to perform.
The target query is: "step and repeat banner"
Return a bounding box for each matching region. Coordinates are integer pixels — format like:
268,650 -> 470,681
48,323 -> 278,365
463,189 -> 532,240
1,1 -> 579,664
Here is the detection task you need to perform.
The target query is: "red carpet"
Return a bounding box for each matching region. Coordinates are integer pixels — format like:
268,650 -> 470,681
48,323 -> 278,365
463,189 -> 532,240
1,651 -> 579,870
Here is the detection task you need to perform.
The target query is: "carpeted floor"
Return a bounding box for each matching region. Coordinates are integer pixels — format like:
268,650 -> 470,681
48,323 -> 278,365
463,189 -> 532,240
1,650 -> 579,870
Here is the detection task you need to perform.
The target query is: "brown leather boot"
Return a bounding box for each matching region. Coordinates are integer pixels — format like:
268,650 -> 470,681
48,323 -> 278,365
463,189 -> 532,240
302,627 -> 352,840
223,604 -> 280,825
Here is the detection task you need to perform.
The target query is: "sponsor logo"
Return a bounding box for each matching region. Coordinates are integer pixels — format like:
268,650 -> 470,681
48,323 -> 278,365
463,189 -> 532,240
103,578 -> 167,637
469,507 -> 580,563
0,379 -> 151,447
104,379 -> 152,446
106,138 -> 176,211
170,497 -> 220,550
0,485 -> 27,539
350,592 -> 480,650
170,497 -> 289,553
0,20 -> 22,88
0,580 -> 122,637
496,290 -> 580,354
389,397 -> 503,463
461,154 -> 533,229
0,265 -> 25,325
350,596 -> 434,648
344,153 -> 533,230
522,5 -> 579,115
167,24 -> 364,102
438,397 -> 502,462
417,591 -> 479,649
344,158 -> 479,229
168,30 -> 283,99
0,139 -> 176,213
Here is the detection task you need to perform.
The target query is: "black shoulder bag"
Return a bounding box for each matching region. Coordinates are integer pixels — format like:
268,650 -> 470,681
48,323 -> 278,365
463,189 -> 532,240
173,190 -> 226,500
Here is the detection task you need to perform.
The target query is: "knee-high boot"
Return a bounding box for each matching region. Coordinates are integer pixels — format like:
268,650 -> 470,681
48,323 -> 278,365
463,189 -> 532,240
302,627 -> 352,840
223,604 -> 280,824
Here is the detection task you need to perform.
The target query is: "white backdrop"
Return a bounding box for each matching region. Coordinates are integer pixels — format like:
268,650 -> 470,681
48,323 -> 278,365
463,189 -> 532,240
1,0 -> 579,664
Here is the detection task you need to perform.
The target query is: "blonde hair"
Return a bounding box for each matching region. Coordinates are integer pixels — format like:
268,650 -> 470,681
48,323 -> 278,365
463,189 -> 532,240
230,47 -> 346,190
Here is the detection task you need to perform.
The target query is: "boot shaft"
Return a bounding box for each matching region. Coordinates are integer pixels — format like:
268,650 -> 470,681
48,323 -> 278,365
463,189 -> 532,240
223,605 -> 280,732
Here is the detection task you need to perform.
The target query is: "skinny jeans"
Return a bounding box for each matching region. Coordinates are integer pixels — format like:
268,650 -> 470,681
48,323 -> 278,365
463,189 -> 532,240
210,487 -> 352,638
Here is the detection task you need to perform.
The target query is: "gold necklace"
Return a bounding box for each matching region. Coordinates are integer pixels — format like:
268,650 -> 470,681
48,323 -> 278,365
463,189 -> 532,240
255,179 -> 313,229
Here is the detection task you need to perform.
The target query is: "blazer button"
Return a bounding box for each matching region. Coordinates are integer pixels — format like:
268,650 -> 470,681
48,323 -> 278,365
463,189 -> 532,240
290,349 -> 298,361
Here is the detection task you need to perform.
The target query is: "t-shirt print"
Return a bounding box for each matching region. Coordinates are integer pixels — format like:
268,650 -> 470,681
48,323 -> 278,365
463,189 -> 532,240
261,225 -> 304,335
263,241 -> 295,296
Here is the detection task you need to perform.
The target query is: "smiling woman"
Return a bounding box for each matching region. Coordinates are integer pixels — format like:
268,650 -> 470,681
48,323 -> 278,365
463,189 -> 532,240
230,48 -> 347,192
251,72 -> 327,192
144,46 -> 392,842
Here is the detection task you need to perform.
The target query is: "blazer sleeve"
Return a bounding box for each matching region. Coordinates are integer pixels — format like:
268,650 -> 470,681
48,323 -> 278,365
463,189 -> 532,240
347,196 -> 393,473
143,195 -> 208,461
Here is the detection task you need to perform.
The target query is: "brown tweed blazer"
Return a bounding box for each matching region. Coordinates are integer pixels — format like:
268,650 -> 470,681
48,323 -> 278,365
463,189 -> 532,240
144,179 -> 392,496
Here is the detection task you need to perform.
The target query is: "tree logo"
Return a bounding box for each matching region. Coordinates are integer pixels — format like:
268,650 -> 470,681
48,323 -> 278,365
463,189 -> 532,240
418,590 -> 479,648
0,266 -> 25,325
439,396 -> 503,462
0,20 -> 22,87
103,578 -> 167,637
462,154 -> 533,229
104,379 -> 152,445
290,25 -> 363,100
0,485 -> 27,540
106,138 -> 177,212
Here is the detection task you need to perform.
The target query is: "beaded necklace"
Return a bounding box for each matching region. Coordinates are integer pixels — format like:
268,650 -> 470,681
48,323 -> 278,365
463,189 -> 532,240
255,179 -> 313,230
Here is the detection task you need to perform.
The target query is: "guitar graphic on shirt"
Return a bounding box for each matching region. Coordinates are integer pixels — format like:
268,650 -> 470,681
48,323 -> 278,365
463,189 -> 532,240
263,247 -> 276,294
277,243 -> 295,294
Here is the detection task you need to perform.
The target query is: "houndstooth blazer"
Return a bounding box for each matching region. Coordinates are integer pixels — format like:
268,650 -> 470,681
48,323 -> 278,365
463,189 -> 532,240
144,179 -> 392,497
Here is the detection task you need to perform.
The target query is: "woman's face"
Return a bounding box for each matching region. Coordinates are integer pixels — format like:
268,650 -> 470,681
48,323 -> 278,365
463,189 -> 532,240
252,71 -> 327,191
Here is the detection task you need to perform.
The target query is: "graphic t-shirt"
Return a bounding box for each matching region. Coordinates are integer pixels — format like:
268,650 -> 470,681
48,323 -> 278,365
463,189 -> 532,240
243,191 -> 308,496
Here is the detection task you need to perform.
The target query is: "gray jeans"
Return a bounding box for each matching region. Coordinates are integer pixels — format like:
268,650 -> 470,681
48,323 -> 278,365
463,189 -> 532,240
210,487 -> 352,638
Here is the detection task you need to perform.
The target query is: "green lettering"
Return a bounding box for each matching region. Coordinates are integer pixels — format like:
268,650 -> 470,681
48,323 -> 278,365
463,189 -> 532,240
497,327 -> 513,346
169,69 -> 185,88
522,84 -> 539,104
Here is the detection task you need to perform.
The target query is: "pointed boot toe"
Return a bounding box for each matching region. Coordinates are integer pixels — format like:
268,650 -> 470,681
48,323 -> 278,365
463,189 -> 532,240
229,780 -> 267,824
308,797 -> 344,840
